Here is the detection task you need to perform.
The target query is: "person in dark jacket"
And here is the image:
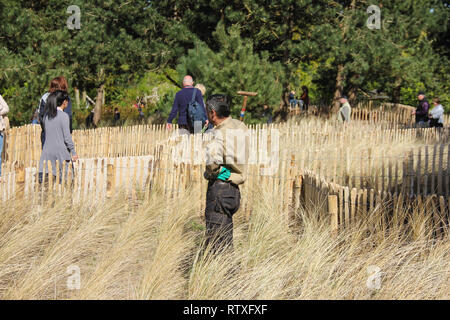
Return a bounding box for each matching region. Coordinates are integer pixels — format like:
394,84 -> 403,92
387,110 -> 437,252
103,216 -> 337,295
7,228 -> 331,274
289,90 -> 299,108
412,92 -> 430,127
39,77 -> 74,148
85,110 -> 95,128
166,75 -> 208,133
300,86 -> 310,112
113,107 -> 121,126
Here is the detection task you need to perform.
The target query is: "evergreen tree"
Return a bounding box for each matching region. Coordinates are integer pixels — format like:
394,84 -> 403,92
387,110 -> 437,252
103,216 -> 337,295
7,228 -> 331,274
176,24 -> 284,123
0,0 -> 192,125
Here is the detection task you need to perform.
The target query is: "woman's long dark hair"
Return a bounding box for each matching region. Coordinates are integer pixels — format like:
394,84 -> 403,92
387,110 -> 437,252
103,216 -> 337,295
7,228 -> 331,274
302,86 -> 309,95
45,90 -> 68,120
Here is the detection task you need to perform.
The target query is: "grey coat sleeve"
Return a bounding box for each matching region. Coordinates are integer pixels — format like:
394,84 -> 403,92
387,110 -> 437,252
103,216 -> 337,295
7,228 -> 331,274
61,113 -> 76,156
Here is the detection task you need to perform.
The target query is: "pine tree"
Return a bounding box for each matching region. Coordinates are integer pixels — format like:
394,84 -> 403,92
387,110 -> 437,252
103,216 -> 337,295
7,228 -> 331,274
176,23 -> 284,123
0,0 -> 190,125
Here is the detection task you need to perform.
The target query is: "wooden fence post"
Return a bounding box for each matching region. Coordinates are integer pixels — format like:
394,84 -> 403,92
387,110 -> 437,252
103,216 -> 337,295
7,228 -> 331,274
15,162 -> 25,200
106,163 -> 115,198
328,195 -> 339,232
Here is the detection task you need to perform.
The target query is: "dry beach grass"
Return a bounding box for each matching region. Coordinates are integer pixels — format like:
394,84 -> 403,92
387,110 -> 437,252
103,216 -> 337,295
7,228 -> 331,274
0,184 -> 447,300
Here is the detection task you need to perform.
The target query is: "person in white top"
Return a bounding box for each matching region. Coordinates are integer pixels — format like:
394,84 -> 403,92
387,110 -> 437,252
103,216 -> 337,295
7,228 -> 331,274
0,94 -> 10,182
429,97 -> 444,128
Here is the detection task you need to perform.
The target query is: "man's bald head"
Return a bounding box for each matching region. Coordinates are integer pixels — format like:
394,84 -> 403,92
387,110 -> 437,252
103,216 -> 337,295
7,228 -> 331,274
183,75 -> 194,87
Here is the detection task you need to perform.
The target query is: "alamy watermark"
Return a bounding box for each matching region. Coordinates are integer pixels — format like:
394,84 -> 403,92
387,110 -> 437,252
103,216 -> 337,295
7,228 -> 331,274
366,5 -> 381,30
169,123 -> 280,175
67,5 -> 81,30
67,265 -> 81,290
366,265 -> 382,290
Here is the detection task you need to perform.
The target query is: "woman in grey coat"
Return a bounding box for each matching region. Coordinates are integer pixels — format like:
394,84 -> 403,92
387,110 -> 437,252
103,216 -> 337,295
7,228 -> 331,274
39,90 -> 78,181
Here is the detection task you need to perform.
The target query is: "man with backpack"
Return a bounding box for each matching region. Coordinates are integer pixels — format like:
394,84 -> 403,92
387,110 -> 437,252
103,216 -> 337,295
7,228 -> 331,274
166,75 -> 208,134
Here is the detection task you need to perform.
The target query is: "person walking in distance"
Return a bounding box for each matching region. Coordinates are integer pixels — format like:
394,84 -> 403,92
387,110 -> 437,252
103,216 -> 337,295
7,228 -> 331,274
113,107 -> 121,126
195,83 -> 213,131
289,90 -> 299,109
0,94 -> 10,183
203,94 -> 249,253
39,90 -> 78,183
300,86 -> 310,112
39,77 -> 74,148
166,75 -> 208,133
412,91 -> 430,128
337,95 -> 352,123
429,97 -> 444,128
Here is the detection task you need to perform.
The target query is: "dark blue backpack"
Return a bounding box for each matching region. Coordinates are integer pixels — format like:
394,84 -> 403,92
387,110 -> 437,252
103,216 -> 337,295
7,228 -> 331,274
187,88 -> 206,131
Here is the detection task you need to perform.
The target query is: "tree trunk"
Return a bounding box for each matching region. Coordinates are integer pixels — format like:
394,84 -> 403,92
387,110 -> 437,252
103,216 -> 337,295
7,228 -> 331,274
392,78 -> 402,104
93,85 -> 104,125
74,88 -> 80,109
332,64 -> 345,113
82,90 -> 87,108
332,0 -> 356,113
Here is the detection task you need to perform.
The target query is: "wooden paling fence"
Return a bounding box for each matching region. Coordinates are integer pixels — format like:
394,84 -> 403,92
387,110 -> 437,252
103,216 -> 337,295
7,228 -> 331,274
351,102 -> 450,126
2,154 -> 448,237
296,143 -> 450,196
300,170 -> 449,237
2,119 -> 449,169
1,124 -> 173,164
289,101 -> 449,126
1,156 -> 154,203
1,121 -> 448,235
350,105 -> 413,125
384,102 -> 450,125
3,102 -> 448,166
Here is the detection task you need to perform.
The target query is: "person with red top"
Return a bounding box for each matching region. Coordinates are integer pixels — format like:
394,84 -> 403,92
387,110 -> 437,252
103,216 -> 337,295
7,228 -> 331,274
300,86 -> 310,112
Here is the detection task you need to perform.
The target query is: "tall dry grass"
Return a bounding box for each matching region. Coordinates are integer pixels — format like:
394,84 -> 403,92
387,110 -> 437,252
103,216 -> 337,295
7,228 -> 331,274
0,184 -> 447,300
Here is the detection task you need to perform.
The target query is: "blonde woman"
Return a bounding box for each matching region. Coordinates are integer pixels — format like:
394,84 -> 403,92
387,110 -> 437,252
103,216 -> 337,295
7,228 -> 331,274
0,94 -> 10,182
195,83 -> 210,129
195,83 -> 206,97
429,97 -> 444,128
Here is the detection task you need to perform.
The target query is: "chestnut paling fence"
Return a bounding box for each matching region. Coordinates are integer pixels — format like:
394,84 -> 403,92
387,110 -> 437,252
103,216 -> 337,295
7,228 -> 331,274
289,101 -> 450,127
0,121 -> 449,237
2,102 -> 449,165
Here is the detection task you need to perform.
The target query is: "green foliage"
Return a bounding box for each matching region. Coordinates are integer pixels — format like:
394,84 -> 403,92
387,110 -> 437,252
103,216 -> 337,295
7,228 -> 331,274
1,0 -> 449,125
0,0 -> 187,126
176,24 -> 284,124
106,70 -> 180,124
400,85 -> 450,113
291,61 -> 321,104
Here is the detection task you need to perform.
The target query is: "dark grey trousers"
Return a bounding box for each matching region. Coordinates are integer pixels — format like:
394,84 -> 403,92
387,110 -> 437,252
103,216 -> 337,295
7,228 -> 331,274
205,180 -> 241,253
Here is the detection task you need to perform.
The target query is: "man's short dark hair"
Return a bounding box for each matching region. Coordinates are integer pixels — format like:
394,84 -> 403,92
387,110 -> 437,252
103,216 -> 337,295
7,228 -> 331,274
206,94 -> 231,118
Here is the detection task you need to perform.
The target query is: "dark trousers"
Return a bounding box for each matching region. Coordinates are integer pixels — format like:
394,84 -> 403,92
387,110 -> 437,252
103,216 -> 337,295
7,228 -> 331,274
38,161 -> 73,184
429,119 -> 443,128
205,180 -> 241,253
41,130 -> 45,150
179,124 -> 193,134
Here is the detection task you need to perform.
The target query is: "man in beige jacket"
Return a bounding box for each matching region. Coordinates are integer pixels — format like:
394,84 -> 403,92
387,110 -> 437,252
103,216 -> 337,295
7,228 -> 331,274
0,94 -> 10,181
337,95 -> 351,123
203,94 -> 249,253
